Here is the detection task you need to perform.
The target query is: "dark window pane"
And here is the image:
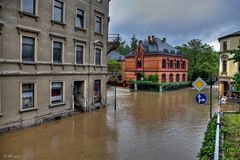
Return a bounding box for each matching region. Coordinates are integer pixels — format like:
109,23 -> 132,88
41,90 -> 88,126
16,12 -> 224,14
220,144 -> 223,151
53,42 -> 62,63
22,83 -> 34,109
182,74 -> 186,81
22,37 -> 34,62
170,60 -> 173,69
76,45 -> 83,64
162,59 -> 166,68
76,9 -> 84,28
162,74 -> 166,82
94,80 -> 101,103
95,48 -> 101,65
23,0 -> 35,14
169,74 -> 173,82
95,16 -> 102,33
176,74 -> 180,82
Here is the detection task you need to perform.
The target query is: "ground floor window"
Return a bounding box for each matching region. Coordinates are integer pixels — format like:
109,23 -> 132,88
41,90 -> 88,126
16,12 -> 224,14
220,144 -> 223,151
94,80 -> 101,103
182,74 -> 186,82
162,74 -> 166,82
169,74 -> 173,82
22,83 -> 34,109
176,74 -> 180,82
51,82 -> 63,104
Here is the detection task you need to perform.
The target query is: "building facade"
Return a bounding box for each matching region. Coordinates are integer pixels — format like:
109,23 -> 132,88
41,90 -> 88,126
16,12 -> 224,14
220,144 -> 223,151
218,31 -> 240,95
124,36 -> 188,83
0,0 -> 110,133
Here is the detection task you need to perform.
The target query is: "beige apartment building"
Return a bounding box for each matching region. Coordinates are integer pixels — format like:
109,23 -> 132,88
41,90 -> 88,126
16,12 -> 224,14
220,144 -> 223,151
0,0 -> 112,133
218,31 -> 240,95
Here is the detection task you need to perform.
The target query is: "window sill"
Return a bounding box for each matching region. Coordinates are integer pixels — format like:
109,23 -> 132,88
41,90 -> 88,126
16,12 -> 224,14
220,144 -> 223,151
19,107 -> 38,113
49,103 -> 65,108
75,27 -> 86,33
51,20 -> 66,27
19,11 -> 39,21
94,32 -> 103,37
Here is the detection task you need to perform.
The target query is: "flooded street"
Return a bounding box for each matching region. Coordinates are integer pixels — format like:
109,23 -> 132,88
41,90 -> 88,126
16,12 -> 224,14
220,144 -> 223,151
0,87 -> 222,160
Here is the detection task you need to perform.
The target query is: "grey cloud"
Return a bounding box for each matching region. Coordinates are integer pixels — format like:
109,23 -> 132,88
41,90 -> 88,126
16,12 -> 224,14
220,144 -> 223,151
109,0 -> 240,50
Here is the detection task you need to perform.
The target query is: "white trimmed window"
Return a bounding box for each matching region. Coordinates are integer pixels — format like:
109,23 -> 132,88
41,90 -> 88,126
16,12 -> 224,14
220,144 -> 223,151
76,45 -> 84,64
51,82 -> 64,105
95,48 -> 101,65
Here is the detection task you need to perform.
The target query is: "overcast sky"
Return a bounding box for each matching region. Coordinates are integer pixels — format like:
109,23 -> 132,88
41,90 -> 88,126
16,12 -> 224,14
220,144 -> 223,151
109,0 -> 240,51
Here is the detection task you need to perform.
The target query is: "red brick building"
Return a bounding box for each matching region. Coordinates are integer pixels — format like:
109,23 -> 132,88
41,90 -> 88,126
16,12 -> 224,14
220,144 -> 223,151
124,36 -> 188,83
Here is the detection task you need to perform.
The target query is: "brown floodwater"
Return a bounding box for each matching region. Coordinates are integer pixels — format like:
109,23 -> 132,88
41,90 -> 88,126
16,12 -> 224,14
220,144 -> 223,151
0,87 -> 238,160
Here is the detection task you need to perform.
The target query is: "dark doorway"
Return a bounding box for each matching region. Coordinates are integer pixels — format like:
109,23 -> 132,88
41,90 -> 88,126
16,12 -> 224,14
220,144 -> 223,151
73,81 -> 84,111
136,73 -> 141,81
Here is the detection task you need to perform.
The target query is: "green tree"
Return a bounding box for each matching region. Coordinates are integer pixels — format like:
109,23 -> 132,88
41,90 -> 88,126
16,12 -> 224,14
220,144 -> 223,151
229,48 -> 240,91
107,59 -> 121,76
130,34 -> 138,51
176,39 -> 219,81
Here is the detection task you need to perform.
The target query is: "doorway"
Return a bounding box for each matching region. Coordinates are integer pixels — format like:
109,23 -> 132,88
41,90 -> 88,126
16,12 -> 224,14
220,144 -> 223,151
73,81 -> 85,111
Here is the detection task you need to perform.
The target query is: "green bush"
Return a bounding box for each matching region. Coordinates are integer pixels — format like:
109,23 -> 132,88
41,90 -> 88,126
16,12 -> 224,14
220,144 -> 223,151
198,115 -> 217,160
130,81 -> 191,91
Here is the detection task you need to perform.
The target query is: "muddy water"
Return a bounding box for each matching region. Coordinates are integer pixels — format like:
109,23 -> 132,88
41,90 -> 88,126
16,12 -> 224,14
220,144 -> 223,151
0,87 -> 226,160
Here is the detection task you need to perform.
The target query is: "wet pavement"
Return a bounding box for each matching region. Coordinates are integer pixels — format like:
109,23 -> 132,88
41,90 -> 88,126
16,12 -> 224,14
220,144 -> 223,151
0,87 -> 238,160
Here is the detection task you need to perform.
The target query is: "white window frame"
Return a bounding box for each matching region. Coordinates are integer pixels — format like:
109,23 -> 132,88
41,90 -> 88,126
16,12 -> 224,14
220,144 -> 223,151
95,47 -> 102,65
20,0 -> 39,16
20,33 -> 38,62
52,38 -> 65,64
52,0 -> 65,23
19,81 -> 38,112
75,43 -> 85,64
50,81 -> 65,106
76,8 -> 85,29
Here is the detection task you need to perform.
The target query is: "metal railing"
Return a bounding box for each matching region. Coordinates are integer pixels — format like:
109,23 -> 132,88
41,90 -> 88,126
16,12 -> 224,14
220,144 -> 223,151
214,94 -> 221,160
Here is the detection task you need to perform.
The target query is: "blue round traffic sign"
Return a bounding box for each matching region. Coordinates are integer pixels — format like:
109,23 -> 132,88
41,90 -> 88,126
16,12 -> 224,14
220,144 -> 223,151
195,93 -> 207,104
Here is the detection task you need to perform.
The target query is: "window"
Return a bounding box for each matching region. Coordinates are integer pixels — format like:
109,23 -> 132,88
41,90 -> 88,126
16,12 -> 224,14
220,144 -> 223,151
169,60 -> 173,69
137,58 -> 142,68
176,74 -> 180,82
22,83 -> 34,109
76,9 -> 84,29
182,61 -> 186,69
22,36 -> 35,62
54,0 -> 63,22
94,80 -> 101,103
51,82 -> 63,104
162,74 -> 166,82
53,41 -> 62,63
182,74 -> 186,82
76,45 -> 83,64
162,59 -> 166,68
176,61 -> 180,69
95,48 -> 101,65
22,0 -> 36,14
222,60 -> 227,72
169,74 -> 173,82
95,16 -> 102,33
223,41 -> 227,52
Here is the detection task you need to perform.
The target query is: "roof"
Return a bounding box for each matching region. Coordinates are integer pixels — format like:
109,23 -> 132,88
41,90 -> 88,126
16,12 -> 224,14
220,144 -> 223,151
126,37 -> 186,57
218,31 -> 240,42
107,50 -> 125,61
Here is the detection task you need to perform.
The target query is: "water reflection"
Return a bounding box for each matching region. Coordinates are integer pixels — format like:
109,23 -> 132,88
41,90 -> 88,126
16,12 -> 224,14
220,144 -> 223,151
0,87 -> 238,160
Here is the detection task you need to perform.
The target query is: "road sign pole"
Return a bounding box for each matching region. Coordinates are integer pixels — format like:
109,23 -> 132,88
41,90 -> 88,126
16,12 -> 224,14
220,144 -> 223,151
210,76 -> 213,119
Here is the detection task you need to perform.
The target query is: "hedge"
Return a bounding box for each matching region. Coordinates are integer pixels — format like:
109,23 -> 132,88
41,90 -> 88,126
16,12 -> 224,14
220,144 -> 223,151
130,81 -> 191,91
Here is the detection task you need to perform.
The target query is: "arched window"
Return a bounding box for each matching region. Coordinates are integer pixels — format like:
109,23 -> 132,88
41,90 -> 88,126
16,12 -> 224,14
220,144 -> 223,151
169,74 -> 173,82
137,60 -> 142,68
176,61 -> 180,69
176,74 -> 180,82
182,74 -> 186,81
162,59 -> 166,68
162,74 -> 166,82
182,61 -> 186,69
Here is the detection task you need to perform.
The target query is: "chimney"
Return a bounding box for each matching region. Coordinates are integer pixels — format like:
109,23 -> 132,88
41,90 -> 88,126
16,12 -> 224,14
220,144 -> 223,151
148,36 -> 151,43
162,38 -> 166,43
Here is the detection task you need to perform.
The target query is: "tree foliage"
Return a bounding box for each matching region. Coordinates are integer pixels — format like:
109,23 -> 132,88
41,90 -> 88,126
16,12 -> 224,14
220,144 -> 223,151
176,39 -> 219,81
116,34 -> 138,55
107,59 -> 121,75
229,48 -> 240,91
